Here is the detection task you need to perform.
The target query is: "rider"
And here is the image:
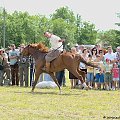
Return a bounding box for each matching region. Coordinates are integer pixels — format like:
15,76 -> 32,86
43,32 -> 64,72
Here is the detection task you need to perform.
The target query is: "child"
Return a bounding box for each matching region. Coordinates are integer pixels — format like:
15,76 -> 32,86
94,55 -> 104,90
112,63 -> 119,90
104,59 -> 113,90
87,54 -> 94,88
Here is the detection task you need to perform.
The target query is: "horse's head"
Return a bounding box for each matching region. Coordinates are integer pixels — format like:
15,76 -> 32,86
21,45 -> 30,56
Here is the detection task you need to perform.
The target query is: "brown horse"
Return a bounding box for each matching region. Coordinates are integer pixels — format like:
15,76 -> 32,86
21,43 -> 98,93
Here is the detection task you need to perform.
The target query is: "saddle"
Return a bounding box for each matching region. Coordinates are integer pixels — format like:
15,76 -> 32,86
45,49 -> 62,62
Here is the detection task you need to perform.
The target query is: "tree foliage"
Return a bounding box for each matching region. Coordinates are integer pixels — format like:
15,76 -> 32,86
0,6 -> 118,49
98,29 -> 120,50
51,6 -> 76,23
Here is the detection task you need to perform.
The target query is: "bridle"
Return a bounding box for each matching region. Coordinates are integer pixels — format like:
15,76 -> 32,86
23,44 -> 30,58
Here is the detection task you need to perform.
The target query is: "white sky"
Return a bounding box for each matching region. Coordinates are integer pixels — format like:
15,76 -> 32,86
0,0 -> 120,31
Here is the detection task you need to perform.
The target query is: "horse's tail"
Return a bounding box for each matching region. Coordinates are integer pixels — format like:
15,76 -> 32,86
76,54 -> 98,68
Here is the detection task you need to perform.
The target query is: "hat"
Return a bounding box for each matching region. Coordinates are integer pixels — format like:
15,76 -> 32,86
75,43 -> 78,47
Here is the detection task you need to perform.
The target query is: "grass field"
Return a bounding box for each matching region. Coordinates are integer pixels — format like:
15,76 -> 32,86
0,85 -> 120,120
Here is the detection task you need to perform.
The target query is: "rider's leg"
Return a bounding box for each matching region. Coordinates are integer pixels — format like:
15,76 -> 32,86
45,62 -> 50,72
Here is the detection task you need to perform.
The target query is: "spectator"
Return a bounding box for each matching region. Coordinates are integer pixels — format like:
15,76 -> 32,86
74,43 -> 79,53
19,44 -> 30,87
104,59 -> 113,90
116,46 -> 120,63
56,70 -> 65,87
69,47 -> 78,89
99,49 -> 104,61
0,49 -> 5,85
112,63 -> 119,90
104,46 -> 116,63
94,55 -> 104,90
91,48 -> 97,61
9,44 -> 19,86
78,45 -> 85,54
86,54 -> 94,88
80,48 -> 88,75
95,44 -> 101,55
0,49 -> 11,85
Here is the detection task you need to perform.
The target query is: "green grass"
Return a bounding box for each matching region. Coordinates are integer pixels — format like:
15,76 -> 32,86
0,86 -> 120,120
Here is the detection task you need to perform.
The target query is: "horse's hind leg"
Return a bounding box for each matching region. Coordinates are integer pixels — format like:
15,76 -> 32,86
77,69 -> 92,89
70,69 -> 88,90
77,69 -> 86,84
49,72 -> 62,94
31,70 -> 42,92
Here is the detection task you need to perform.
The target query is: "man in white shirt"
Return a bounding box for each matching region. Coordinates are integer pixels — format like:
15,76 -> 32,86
43,32 -> 64,72
104,46 -> 116,63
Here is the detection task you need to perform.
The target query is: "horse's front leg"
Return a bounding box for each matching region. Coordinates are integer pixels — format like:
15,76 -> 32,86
49,72 -> 62,94
31,70 -> 42,92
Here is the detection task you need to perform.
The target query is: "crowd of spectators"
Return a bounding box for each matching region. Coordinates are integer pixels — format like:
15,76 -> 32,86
0,44 -> 33,87
69,44 -> 120,90
0,43 -> 120,91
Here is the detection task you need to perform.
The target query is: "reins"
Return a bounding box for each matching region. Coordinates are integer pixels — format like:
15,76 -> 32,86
54,44 -> 63,52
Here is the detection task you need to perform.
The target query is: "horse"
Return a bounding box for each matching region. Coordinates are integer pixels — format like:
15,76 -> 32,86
21,43 -> 98,93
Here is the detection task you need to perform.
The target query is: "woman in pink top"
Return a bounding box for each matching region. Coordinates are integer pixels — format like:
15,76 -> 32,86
112,63 -> 119,90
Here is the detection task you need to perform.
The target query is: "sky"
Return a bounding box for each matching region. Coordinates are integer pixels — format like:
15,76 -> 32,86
0,0 -> 120,31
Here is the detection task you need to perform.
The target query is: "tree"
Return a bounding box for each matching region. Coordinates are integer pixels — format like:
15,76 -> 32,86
51,18 -> 76,46
98,29 -> 120,50
0,6 -> 103,48
50,6 -> 77,47
74,18 -> 98,45
51,6 -> 76,23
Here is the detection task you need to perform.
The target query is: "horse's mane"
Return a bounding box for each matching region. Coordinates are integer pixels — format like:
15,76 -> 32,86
29,43 -> 49,53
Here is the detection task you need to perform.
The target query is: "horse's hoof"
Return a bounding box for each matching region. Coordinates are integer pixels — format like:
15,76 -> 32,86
88,85 -> 93,89
59,89 -> 62,94
59,91 -> 62,95
83,86 -> 89,90
31,90 -> 34,93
